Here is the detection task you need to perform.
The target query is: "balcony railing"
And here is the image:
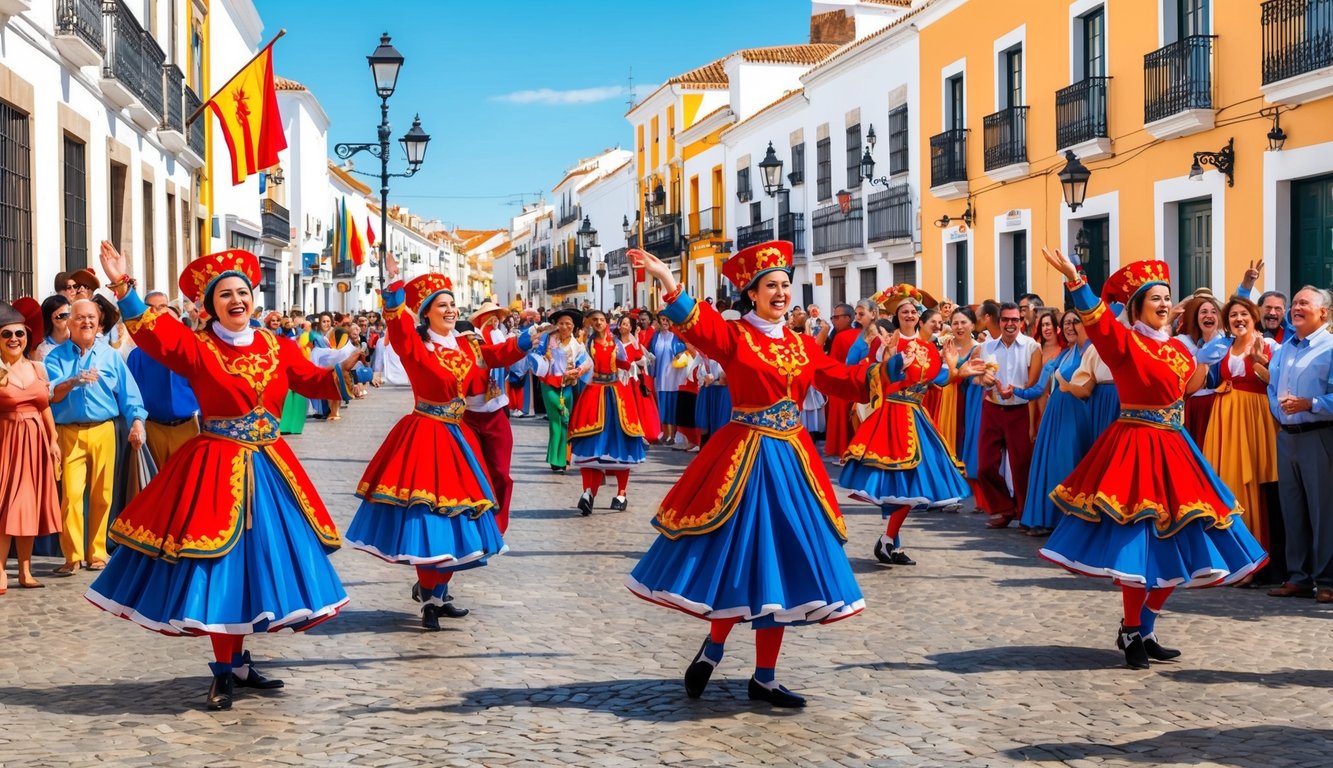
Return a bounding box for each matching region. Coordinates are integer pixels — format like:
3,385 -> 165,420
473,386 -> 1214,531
261,199 -> 290,244
547,262 -> 579,292
983,106 -> 1029,171
103,0 -> 145,97
606,247 -> 630,279
334,260 -> 356,278
1262,0 -> 1333,84
139,31 -> 166,122
184,85 -> 204,157
56,0 -> 105,55
689,206 -> 720,236
162,63 -> 184,133
529,244 -> 549,272
557,205 -> 581,228
1145,35 -> 1215,123
736,219 -> 773,251
812,199 -> 864,256
867,184 -> 912,242
1056,76 -> 1110,149
929,129 -> 968,188
778,212 -> 805,256
643,213 -> 679,260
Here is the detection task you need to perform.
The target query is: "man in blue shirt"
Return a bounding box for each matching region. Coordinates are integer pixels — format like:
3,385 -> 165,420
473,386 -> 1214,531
126,292 -> 199,468
44,298 -> 147,575
1266,287 -> 1333,602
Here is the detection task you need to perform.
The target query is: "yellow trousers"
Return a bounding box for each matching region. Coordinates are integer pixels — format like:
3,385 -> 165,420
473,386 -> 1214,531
58,421 -> 117,565
145,417 -> 199,468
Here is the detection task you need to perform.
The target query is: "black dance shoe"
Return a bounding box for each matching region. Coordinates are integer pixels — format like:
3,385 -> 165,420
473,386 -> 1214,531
887,549 -> 916,566
1117,625 -> 1151,670
610,495 -> 627,511
1142,634 -> 1182,661
207,672 -> 234,711
872,539 -> 895,568
683,638 -> 716,699
747,677 -> 806,708
577,492 -> 594,516
421,603 -> 444,631
232,651 -> 284,689
411,581 -> 423,603
438,600 -> 470,619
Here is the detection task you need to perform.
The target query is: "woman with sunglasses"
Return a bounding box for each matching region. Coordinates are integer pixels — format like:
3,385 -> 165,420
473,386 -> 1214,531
0,302 -> 63,592
37,296 -> 72,360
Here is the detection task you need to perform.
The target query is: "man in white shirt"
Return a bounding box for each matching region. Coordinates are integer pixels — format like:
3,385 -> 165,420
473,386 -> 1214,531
976,302 -> 1041,528
462,303 -> 522,535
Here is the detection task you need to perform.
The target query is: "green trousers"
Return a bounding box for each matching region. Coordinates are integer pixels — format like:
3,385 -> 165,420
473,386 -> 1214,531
542,383 -> 574,467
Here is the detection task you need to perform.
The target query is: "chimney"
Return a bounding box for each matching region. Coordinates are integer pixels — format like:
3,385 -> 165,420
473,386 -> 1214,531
810,9 -> 855,45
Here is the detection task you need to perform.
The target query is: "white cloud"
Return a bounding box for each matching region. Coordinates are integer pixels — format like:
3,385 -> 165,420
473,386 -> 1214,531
491,85 -> 630,106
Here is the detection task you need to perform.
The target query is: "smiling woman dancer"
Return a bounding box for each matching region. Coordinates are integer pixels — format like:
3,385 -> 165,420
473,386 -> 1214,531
86,242 -> 355,712
626,240 -> 893,708
1038,247 -> 1267,669
345,253 -> 536,629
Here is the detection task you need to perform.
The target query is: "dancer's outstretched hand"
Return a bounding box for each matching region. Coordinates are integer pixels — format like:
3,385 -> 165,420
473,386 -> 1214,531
1041,246 -> 1079,281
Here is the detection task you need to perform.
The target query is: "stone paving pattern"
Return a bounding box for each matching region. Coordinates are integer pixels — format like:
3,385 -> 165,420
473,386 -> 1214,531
1,386 -> 1330,767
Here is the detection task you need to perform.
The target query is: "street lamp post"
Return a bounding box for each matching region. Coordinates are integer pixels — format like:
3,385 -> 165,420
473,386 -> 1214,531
576,214 -> 599,308
334,33 -> 432,290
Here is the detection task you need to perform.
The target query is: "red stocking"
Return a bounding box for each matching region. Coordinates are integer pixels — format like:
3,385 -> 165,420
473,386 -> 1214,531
580,469 -> 605,495
710,616 -> 740,645
755,627 -> 785,669
1120,585 -> 1148,628
608,470 -> 630,496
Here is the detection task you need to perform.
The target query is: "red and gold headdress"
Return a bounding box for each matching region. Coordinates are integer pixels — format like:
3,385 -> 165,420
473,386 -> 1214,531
178,249 -> 262,307
404,273 -> 454,317
873,283 -> 937,316
721,240 -> 793,291
1099,260 -> 1170,306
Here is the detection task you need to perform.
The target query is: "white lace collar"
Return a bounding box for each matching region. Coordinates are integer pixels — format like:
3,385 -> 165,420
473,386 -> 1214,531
743,311 -> 786,340
427,328 -> 458,350
212,322 -> 255,347
1133,320 -> 1172,342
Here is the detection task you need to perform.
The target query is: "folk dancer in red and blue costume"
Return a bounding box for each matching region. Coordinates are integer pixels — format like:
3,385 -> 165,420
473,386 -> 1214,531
464,302 -> 523,535
626,241 -> 895,708
532,309 -> 590,473
86,242 -> 354,711
567,310 -> 645,515
1038,248 -> 1267,669
345,257 -> 536,630
840,284 -> 973,569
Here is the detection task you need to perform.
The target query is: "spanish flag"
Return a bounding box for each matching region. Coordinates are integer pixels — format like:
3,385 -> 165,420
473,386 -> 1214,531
207,42 -> 286,185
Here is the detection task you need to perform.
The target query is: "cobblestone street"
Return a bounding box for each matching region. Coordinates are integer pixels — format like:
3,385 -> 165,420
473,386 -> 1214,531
1,386 -> 1330,767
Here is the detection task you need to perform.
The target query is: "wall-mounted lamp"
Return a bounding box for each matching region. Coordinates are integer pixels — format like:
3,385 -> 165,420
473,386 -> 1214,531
1264,108 -> 1287,152
1189,137 -> 1235,186
933,201 -> 973,229
758,141 -> 785,197
1057,151 -> 1091,212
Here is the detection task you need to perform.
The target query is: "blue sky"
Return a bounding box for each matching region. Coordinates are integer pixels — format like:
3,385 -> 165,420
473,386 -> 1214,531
253,0 -> 809,230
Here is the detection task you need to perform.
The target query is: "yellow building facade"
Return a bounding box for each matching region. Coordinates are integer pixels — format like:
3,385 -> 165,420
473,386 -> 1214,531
918,0 -> 1333,307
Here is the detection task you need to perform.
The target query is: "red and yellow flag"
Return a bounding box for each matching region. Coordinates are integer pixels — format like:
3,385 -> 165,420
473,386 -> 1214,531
208,43 -> 286,185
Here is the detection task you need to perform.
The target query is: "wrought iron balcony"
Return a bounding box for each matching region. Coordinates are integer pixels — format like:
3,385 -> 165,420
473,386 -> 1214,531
138,31 -> 166,124
606,247 -> 630,279
778,212 -> 805,256
261,199 -> 290,244
161,63 -> 184,133
812,199 -> 863,256
546,262 -> 579,292
101,0 -> 145,109
1056,76 -> 1110,149
54,0 -> 105,66
643,213 -> 679,260
1262,0 -> 1333,84
182,85 -> 205,165
983,106 -> 1029,171
557,205 -> 581,228
736,219 -> 773,251
929,129 -> 968,188
333,260 -> 356,278
689,206 -> 720,236
867,184 -> 912,243
1145,35 -> 1215,123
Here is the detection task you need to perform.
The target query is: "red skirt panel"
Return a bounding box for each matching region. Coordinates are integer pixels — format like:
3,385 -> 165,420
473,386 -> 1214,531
570,381 -> 645,439
356,412 -> 496,516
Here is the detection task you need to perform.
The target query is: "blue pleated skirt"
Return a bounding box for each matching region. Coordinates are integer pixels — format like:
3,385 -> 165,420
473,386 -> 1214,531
345,501 -> 506,571
1086,383 -> 1121,439
839,415 -> 970,509
571,390 -> 646,467
961,381 -> 984,479
656,390 -> 679,427
695,385 -> 733,433
85,456 -> 347,636
1020,391 -> 1092,530
1040,514 -> 1268,589
626,436 -> 864,628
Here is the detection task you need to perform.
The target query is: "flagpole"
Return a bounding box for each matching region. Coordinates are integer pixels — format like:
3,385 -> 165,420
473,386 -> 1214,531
186,29 -> 287,126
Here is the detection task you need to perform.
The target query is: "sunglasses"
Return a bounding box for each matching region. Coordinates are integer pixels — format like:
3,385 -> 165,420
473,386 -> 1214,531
55,312 -> 71,321
62,284 -> 89,292
1,329 -> 27,339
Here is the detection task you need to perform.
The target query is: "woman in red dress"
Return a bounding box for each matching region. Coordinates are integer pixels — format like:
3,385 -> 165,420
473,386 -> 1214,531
87,242 -> 355,711
345,254 -> 535,628
567,310 -> 645,514
1038,248 -> 1267,669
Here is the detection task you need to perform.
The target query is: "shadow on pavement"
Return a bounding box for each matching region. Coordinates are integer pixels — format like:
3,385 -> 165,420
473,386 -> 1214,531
1005,725 -> 1333,766
351,678 -> 805,721
1157,667 -> 1333,688
504,549 -> 645,560
838,645 -> 1123,674
0,680 -> 201,716
306,608 -> 451,635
